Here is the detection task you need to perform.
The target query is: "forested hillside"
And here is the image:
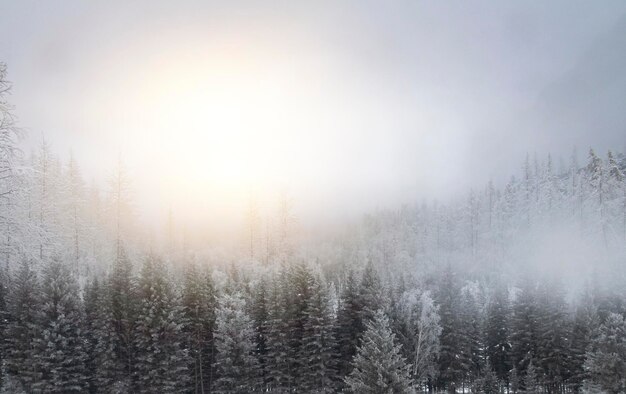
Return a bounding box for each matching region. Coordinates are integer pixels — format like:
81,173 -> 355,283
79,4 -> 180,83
1,62 -> 626,394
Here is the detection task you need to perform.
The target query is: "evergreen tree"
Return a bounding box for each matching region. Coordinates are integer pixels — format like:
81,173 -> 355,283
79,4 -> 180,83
34,258 -> 88,393
264,275 -> 290,392
524,359 -> 539,393
214,291 -> 261,393
84,277 -> 117,393
182,261 -> 217,393
284,263 -> 314,385
334,270 -> 363,382
411,291 -> 441,389
459,283 -> 482,386
568,288 -> 598,392
584,313 -> 626,394
510,276 -> 538,378
134,254 -> 189,393
536,280 -> 569,392
510,367 -> 520,394
434,265 -> 465,391
108,246 -> 137,391
0,266 -> 8,389
302,273 -> 336,393
358,260 -> 384,324
251,278 -> 271,390
485,282 -> 511,384
3,258 -> 42,392
344,310 -> 413,394
481,361 -> 500,394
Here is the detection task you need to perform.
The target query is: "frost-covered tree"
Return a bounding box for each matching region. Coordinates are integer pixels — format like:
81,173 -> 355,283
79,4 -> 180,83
334,270 -> 363,382
108,246 -> 137,390
34,258 -> 88,393
302,273 -> 336,392
84,277 -> 117,393
134,254 -> 189,393
3,258 -> 42,392
485,282 -> 511,384
583,313 -> 626,394
0,64 -> 24,271
344,309 -> 413,394
481,361 -> 500,394
524,359 -> 539,394
411,291 -> 441,388
181,260 -> 217,393
434,265 -> 465,390
510,276 -> 538,377
214,291 -> 260,393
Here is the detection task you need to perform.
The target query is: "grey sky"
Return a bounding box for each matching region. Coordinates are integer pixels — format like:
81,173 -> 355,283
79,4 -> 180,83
1,1 -> 626,226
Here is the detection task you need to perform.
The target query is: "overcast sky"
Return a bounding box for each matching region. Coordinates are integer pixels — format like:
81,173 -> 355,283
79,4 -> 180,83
1,1 -> 626,227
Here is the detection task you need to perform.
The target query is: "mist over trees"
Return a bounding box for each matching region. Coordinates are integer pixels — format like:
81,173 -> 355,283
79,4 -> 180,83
1,59 -> 626,394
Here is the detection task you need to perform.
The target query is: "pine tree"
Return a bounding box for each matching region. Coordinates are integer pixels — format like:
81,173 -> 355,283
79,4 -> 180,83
251,277 -> 270,390
583,313 -> 626,394
0,63 -> 24,273
181,261 -> 217,394
334,270 -> 363,383
302,273 -> 336,393
284,263 -> 314,385
108,246 -> 137,391
510,276 -> 538,378
264,275 -> 290,392
536,280 -> 569,392
481,361 -> 500,394
524,359 -> 539,393
568,288 -> 598,392
0,265 -> 8,390
434,265 -> 464,391
84,277 -> 117,393
510,367 -> 520,394
358,260 -> 384,324
3,258 -> 42,392
34,258 -> 88,393
485,282 -> 511,384
411,291 -> 441,389
459,283 -> 482,386
134,254 -> 189,393
344,309 -> 413,394
214,291 -> 261,393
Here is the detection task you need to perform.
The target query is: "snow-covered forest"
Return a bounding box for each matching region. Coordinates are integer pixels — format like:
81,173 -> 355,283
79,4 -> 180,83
1,59 -> 626,394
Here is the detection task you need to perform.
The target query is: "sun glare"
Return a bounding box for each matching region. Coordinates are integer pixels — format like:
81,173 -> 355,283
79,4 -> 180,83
110,50 -> 310,218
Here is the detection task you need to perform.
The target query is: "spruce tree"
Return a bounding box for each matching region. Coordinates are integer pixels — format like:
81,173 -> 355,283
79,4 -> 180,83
334,270 -> 363,384
411,291 -> 441,389
3,258 -> 42,392
108,246 -> 137,391
568,289 -> 598,392
481,361 -> 500,394
182,261 -> 217,393
264,275 -> 290,392
302,274 -> 336,393
134,254 -> 189,393
0,265 -> 8,390
35,258 -> 88,393
251,278 -> 271,390
510,276 -> 538,378
584,313 -> 626,394
344,310 -> 413,394
536,280 -> 569,392
525,359 -> 539,394
214,291 -> 260,393
434,265 -> 464,391
84,277 -> 117,393
485,283 -> 511,384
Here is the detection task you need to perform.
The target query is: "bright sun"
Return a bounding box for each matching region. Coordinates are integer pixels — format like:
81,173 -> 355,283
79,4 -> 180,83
94,46 -> 320,220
